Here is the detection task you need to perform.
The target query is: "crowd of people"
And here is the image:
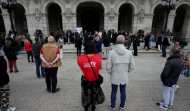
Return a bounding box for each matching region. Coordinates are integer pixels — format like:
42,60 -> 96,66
0,29 -> 189,111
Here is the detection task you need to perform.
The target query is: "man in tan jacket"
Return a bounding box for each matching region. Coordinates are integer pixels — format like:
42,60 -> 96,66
40,36 -> 62,93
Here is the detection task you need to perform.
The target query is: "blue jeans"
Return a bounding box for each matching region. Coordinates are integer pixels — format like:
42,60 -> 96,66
35,57 -> 45,77
1,47 -> 5,56
111,84 -> 126,108
162,45 -> 167,57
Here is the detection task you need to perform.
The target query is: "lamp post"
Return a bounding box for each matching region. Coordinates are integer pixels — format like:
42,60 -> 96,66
0,0 -> 17,32
161,0 -> 178,34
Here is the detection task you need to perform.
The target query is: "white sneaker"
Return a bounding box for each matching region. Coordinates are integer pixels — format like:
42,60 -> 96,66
109,104 -> 115,111
175,85 -> 180,92
120,107 -> 125,111
156,103 -> 168,110
7,107 -> 16,111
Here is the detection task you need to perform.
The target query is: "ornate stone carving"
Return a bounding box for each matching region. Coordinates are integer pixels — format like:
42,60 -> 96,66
149,0 -> 155,7
65,0 -> 70,4
63,8 -> 72,21
141,0 -> 146,5
26,0 -> 30,7
138,9 -> 145,23
106,8 -> 116,21
110,0 -> 114,5
34,8 -> 41,21
34,0 -> 39,4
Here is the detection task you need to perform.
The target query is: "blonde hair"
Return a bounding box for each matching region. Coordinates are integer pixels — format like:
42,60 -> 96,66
5,40 -> 12,45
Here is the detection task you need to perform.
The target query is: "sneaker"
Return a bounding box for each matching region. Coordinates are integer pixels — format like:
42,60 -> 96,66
120,107 -> 125,111
109,105 -> 115,111
169,104 -> 173,108
156,103 -> 168,110
7,107 -> 16,111
15,70 -> 19,73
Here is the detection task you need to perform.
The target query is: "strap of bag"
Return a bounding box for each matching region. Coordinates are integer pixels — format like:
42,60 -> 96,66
86,54 -> 98,79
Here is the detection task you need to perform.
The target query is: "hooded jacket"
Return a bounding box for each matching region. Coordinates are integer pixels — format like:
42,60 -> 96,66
107,44 -> 135,85
161,54 -> 184,85
0,56 -> 10,86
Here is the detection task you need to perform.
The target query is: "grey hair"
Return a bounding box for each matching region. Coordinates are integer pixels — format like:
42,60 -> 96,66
170,47 -> 180,54
48,36 -> 55,42
116,35 -> 125,44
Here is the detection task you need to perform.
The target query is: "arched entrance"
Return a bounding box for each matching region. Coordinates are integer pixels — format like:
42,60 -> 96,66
0,9 -> 5,34
118,3 -> 133,33
13,4 -> 28,33
47,3 -> 62,34
77,2 -> 104,34
152,5 -> 165,35
173,4 -> 190,41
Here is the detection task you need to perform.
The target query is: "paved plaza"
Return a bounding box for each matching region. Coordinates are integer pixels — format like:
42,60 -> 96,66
6,46 -> 190,111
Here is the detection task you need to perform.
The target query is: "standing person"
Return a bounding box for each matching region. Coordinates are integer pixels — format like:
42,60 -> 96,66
103,35 -> 111,59
0,54 -> 16,111
94,35 -> 102,56
132,34 -> 138,56
144,33 -> 150,50
40,36 -> 62,93
77,40 -> 102,111
24,40 -> 34,62
156,48 -> 184,110
157,33 -> 162,51
127,34 -> 132,50
75,35 -> 83,56
107,35 -> 135,111
3,40 -> 18,73
0,33 -> 5,56
149,32 -> 154,49
161,34 -> 170,58
32,37 -> 45,78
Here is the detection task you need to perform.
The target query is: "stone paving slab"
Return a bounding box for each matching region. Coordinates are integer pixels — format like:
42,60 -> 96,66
6,54 -> 190,111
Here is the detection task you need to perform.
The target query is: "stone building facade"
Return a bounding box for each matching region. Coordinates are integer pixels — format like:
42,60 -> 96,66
0,0 -> 190,42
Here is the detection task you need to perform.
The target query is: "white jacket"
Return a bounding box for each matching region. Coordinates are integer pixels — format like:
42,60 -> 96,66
106,44 -> 135,85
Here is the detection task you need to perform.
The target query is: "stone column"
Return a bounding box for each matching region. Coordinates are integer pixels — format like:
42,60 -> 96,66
62,13 -> 77,30
1,11 -> 11,35
142,14 -> 154,33
25,14 -> 36,36
40,14 -> 49,38
132,14 -> 138,33
167,14 -> 175,32
104,14 -> 119,31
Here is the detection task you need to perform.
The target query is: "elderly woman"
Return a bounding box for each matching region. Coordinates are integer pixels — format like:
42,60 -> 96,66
77,40 -> 102,111
3,40 -> 18,73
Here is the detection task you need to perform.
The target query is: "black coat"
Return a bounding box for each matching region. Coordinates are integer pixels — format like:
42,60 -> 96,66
32,42 -> 43,58
103,37 -> 110,47
0,56 -> 10,86
3,45 -> 17,60
162,37 -> 170,46
161,54 -> 184,85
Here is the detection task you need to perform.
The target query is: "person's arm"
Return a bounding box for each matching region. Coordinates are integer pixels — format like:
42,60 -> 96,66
161,61 -> 172,82
129,54 -> 135,72
106,51 -> 112,74
50,54 -> 60,66
40,54 -> 49,67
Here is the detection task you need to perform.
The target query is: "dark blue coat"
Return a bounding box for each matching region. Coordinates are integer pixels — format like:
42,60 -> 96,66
0,56 -> 10,86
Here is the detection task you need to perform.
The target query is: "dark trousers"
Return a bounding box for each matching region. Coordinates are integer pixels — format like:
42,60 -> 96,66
27,51 -> 34,62
162,45 -> 167,57
77,46 -> 81,56
35,57 -> 45,77
133,45 -> 138,56
44,67 -> 58,92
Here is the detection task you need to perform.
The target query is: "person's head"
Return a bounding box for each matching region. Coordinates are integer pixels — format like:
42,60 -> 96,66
35,37 -> 41,42
175,41 -> 181,49
170,48 -> 180,56
48,36 -> 55,43
5,40 -> 12,46
94,31 -> 99,36
84,40 -> 97,54
162,34 -> 167,38
116,35 -> 125,44
95,35 -> 100,41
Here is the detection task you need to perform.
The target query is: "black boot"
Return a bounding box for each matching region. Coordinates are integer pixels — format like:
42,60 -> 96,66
91,105 -> 96,111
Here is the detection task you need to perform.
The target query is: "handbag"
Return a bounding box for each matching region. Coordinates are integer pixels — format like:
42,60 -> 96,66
86,55 -> 103,84
86,55 -> 105,104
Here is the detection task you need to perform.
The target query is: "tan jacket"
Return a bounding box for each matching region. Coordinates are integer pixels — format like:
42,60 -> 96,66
41,43 -> 62,68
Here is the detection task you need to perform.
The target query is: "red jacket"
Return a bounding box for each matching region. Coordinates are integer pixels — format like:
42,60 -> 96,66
77,54 -> 102,81
24,42 -> 32,51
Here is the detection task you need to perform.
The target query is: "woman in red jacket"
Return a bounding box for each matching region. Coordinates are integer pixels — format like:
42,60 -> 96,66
77,40 -> 102,111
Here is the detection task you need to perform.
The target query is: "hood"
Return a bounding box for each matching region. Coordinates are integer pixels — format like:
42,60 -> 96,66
115,44 -> 127,55
167,54 -> 181,60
